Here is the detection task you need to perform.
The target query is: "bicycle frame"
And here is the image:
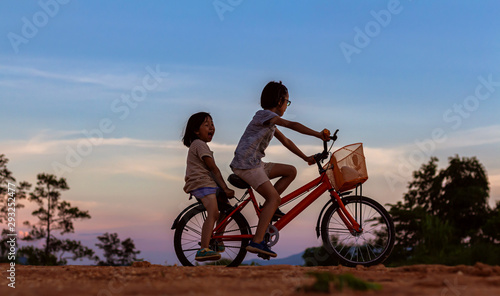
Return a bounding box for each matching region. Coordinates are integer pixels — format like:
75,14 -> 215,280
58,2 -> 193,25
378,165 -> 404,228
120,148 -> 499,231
212,171 -> 362,242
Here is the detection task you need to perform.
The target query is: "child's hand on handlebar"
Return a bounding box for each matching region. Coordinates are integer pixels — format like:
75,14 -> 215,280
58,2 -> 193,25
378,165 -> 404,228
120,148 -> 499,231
320,129 -> 331,141
305,155 -> 316,166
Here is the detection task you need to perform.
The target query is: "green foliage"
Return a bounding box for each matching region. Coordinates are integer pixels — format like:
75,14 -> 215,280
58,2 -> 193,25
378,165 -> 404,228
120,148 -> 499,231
0,156 -> 31,224
1,155 -> 142,266
26,174 -> 90,239
21,173 -> 94,265
25,174 -> 78,240
17,239 -> 97,266
299,271 -> 381,293
0,155 -> 31,262
203,258 -> 235,266
418,215 -> 453,257
95,232 -> 141,266
51,238 -> 98,264
386,155 -> 499,266
482,201 -> 500,243
17,245 -> 59,266
302,246 -> 339,266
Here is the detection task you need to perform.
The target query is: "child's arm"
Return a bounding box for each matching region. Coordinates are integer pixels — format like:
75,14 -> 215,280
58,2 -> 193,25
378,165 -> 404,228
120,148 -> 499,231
274,128 -> 316,165
270,117 -> 328,140
202,156 -> 235,197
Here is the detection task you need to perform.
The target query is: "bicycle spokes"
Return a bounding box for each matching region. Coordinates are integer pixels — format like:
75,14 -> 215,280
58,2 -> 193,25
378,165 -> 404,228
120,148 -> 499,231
321,196 -> 395,266
336,209 -> 361,235
174,206 -> 251,267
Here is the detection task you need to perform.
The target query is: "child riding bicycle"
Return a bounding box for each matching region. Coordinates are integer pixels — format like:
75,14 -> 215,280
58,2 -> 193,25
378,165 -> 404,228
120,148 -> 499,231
230,81 -> 330,257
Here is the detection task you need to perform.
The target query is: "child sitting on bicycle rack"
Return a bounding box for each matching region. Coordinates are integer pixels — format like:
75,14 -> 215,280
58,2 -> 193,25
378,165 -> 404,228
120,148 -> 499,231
230,81 -> 330,258
182,112 -> 235,261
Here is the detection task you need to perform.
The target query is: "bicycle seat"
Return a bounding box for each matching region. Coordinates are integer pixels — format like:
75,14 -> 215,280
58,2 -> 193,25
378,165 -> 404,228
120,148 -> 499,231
228,174 -> 250,189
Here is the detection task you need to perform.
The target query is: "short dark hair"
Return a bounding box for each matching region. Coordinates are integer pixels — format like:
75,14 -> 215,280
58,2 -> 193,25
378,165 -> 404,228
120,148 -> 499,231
182,112 -> 212,147
261,81 -> 288,109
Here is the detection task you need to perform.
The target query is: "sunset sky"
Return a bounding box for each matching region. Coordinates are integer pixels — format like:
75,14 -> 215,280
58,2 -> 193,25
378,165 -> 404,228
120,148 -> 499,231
1,1 -> 499,265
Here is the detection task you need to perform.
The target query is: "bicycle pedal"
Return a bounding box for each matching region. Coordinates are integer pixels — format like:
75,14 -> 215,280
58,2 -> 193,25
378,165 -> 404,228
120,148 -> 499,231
257,253 -> 271,260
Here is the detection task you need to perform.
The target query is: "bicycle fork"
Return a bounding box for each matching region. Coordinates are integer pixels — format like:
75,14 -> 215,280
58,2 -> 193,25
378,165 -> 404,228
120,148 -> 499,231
330,191 -> 363,235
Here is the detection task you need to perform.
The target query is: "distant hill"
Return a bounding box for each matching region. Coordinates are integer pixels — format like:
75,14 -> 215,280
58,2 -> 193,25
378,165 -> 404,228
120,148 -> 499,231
242,251 -> 304,266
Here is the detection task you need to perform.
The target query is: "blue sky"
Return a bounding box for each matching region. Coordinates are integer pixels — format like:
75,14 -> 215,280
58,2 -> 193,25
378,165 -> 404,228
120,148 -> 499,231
1,0 -> 499,265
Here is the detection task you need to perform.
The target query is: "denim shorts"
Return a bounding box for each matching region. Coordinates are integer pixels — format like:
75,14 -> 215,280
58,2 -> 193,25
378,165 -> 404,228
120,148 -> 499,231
190,187 -> 218,199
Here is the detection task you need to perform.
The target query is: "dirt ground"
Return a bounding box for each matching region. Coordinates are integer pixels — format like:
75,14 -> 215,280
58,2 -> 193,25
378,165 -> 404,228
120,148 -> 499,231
2,262 -> 500,296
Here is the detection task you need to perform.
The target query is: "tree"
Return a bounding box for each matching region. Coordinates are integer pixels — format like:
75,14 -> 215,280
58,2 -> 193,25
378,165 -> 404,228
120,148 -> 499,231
439,156 -> 489,243
23,173 -> 95,265
386,155 -> 497,265
0,154 -> 31,262
95,232 -> 141,266
302,246 -> 339,266
482,201 -> 500,243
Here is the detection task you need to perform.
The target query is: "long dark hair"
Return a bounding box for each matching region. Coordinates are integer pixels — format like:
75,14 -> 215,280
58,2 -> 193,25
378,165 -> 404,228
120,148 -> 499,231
182,112 -> 212,147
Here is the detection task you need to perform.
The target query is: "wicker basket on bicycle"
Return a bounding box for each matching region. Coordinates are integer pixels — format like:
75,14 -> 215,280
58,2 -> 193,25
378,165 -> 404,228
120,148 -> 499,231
324,143 -> 368,192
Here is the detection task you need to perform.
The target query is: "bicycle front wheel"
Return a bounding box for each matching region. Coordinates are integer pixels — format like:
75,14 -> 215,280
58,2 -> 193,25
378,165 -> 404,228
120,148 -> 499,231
320,195 -> 395,267
173,204 -> 250,267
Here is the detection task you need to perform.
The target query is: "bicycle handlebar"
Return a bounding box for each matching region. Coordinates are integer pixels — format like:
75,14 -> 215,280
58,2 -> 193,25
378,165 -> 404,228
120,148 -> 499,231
322,129 -> 339,152
314,129 -> 339,171
331,129 -> 339,141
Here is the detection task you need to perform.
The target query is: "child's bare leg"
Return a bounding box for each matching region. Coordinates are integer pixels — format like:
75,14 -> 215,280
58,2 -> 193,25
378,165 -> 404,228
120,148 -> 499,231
252,181 -> 281,243
268,164 -> 297,195
199,194 -> 220,249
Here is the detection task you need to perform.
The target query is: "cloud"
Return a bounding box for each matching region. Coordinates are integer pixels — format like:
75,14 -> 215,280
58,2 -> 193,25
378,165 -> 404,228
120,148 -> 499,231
0,63 -> 139,90
365,124 -> 500,168
84,154 -> 185,181
5,124 -> 499,203
9,123 -> 499,169
0,60 -> 218,99
2,129 -> 239,184
2,129 -> 183,155
437,125 -> 500,150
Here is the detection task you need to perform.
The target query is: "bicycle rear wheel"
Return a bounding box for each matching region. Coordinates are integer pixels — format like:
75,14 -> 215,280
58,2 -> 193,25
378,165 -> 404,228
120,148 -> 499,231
173,203 -> 250,267
320,195 -> 395,267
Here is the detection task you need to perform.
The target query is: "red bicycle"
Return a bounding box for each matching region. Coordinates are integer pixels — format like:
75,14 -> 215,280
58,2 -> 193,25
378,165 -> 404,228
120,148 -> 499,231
172,130 -> 395,267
